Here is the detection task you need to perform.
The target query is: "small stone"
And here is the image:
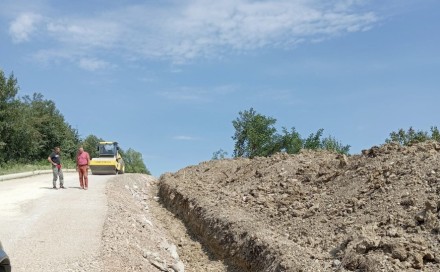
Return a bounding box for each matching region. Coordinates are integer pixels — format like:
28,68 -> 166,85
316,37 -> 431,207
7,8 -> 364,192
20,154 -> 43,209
412,253 -> 424,269
332,259 -> 341,267
150,260 -> 168,271
415,212 -> 425,223
391,245 -> 407,261
168,244 -> 179,260
387,228 -> 399,237
170,261 -> 185,272
143,250 -> 152,258
145,219 -> 153,226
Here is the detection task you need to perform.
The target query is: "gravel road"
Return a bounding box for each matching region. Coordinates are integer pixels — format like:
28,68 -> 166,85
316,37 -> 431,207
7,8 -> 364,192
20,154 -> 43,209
0,172 -> 229,272
0,172 -> 110,272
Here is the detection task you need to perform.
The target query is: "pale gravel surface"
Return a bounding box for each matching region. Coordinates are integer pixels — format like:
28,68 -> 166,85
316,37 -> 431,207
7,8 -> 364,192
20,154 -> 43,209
0,171 -> 109,272
0,172 -> 227,272
100,174 -> 228,272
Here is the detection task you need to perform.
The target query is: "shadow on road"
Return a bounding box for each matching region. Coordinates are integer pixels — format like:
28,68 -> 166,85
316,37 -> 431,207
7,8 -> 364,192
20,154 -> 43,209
39,186 -> 57,190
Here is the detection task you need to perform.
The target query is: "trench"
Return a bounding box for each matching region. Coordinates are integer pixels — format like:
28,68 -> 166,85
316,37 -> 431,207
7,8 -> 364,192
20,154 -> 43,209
158,182 -> 291,272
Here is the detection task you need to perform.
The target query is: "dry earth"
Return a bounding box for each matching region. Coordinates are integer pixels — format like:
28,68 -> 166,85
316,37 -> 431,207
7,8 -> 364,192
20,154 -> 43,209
4,140 -> 440,271
157,141 -> 440,271
100,174 -> 230,272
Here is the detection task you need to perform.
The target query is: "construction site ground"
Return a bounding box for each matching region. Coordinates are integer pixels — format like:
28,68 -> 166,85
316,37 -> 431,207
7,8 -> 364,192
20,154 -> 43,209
106,141 -> 440,271
3,141 -> 440,271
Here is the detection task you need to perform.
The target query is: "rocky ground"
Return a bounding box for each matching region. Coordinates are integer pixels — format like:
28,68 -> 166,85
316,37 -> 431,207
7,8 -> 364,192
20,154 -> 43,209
157,141 -> 440,271
100,141 -> 440,271
100,174 -> 230,272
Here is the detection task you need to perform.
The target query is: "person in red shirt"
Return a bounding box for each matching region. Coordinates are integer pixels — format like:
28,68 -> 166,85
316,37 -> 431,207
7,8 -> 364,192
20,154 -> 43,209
76,147 -> 91,190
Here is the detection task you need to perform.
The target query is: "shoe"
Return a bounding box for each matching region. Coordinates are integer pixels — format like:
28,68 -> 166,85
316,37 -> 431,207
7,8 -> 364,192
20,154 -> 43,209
60,186 -> 66,189
84,187 -> 88,190
53,186 -> 58,190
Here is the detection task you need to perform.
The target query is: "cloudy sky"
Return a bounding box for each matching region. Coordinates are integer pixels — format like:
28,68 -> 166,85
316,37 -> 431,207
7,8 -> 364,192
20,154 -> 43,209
1,0 -> 439,176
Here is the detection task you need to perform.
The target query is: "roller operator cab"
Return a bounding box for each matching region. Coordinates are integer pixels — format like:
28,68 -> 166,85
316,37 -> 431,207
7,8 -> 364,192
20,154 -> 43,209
89,141 -> 125,175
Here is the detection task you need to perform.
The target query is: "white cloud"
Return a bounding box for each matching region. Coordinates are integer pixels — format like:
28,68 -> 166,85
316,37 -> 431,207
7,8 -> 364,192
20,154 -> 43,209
156,0 -> 378,61
158,85 -> 238,102
173,135 -> 199,141
9,12 -> 42,43
8,1 -> 380,64
46,19 -> 123,49
256,89 -> 306,106
159,88 -> 207,102
78,58 -> 113,71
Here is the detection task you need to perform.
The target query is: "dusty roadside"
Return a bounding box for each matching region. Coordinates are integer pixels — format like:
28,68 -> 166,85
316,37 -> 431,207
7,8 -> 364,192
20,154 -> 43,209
0,171 -> 230,272
100,174 -> 229,272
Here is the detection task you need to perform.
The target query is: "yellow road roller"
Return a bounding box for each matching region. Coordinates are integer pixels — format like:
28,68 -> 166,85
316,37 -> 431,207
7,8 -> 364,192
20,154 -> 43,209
89,141 -> 125,175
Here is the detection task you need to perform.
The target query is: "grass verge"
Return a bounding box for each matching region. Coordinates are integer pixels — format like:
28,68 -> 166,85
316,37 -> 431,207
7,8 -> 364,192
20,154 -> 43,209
0,160 -> 76,176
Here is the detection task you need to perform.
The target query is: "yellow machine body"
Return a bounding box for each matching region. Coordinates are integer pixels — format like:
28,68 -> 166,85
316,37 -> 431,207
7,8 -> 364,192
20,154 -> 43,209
89,141 -> 125,175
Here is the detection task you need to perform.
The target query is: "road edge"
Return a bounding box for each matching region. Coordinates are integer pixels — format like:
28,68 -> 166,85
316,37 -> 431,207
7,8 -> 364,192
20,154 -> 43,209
0,169 -> 78,181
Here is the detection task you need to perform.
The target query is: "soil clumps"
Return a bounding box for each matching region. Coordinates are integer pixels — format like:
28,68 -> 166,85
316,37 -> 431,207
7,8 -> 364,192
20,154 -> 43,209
159,141 -> 440,271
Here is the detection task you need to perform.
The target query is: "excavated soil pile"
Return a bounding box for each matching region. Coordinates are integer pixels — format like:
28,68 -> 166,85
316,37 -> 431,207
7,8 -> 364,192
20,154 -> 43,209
159,141 -> 440,271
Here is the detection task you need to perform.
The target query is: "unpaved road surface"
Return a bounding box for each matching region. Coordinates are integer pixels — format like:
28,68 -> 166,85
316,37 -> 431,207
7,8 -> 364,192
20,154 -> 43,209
0,172 -> 228,272
0,172 -> 109,271
4,141 -> 440,272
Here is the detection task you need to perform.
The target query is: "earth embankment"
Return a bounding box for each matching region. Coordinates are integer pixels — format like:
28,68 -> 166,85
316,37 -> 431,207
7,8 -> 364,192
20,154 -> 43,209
158,141 -> 440,271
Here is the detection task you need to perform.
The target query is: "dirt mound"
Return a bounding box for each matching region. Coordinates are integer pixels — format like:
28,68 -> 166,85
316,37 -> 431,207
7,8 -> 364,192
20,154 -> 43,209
159,141 -> 440,271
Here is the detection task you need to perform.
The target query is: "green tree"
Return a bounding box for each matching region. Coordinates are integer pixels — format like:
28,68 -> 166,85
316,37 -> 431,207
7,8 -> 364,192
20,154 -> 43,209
302,129 -> 350,154
122,148 -> 150,174
303,128 -> 324,150
321,135 -> 350,154
4,99 -> 42,161
20,93 -> 80,160
430,126 -> 440,141
0,69 -> 81,165
81,134 -> 104,158
279,127 -> 303,154
212,148 -> 228,160
0,71 -> 19,163
231,108 -> 351,158
386,127 -> 430,146
386,126 -> 440,146
232,108 -> 277,158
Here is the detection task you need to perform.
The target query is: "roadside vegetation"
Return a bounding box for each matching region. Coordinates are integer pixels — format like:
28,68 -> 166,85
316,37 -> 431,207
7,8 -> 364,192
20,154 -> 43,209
385,126 -> 440,146
1,69 -> 437,175
216,107 -> 350,159
0,160 -> 78,175
213,107 -> 439,160
0,69 -> 150,175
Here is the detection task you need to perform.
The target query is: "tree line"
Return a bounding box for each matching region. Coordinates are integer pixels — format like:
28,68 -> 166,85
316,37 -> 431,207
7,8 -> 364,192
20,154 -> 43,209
0,70 -> 150,174
214,108 -> 440,159
3,69 -> 437,172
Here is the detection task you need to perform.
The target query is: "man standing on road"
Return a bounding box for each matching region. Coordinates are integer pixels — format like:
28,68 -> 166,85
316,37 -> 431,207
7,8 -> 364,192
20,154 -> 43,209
76,147 -> 90,190
48,147 -> 64,189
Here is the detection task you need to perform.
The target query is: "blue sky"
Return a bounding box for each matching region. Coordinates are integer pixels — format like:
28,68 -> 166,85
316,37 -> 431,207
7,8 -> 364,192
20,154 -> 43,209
1,0 -> 439,176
